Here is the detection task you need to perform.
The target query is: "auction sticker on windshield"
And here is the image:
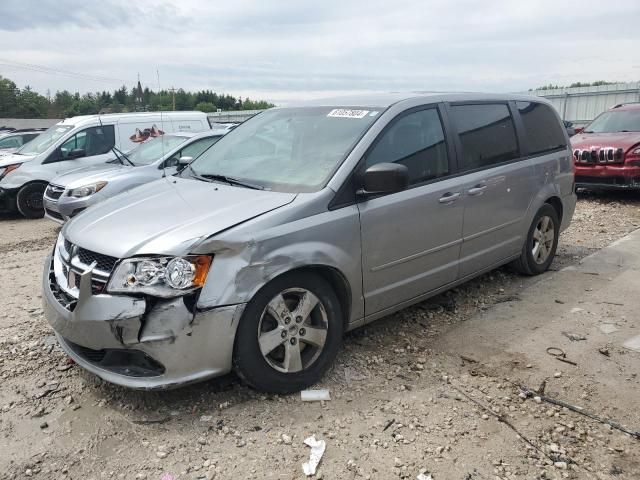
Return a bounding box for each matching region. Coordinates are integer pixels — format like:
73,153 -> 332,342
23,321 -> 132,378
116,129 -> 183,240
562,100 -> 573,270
327,109 -> 370,119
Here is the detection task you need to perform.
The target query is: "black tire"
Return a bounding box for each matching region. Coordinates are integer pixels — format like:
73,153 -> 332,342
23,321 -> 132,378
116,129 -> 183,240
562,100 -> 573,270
16,182 -> 46,219
233,271 -> 343,394
512,204 -> 560,275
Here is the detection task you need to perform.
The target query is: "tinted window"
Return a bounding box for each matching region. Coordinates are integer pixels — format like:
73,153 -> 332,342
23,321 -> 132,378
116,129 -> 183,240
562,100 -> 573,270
59,125 -> 115,160
451,104 -> 519,171
366,108 -> 449,185
516,101 -> 566,154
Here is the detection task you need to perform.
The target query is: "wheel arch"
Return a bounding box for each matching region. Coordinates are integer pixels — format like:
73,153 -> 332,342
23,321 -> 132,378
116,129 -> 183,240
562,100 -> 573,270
246,264 -> 353,332
544,195 -> 563,224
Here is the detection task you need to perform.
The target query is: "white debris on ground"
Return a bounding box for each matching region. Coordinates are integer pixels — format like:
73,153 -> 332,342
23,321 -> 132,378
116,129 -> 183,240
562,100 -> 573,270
302,435 -> 326,476
1,194 -> 639,479
301,389 -> 331,402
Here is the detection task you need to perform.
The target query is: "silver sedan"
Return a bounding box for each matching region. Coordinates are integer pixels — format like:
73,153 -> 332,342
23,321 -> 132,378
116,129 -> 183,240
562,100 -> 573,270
43,128 -> 231,223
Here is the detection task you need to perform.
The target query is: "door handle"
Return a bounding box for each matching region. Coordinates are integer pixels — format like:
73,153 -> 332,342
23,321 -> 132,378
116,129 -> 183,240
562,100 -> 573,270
438,192 -> 461,204
467,184 -> 487,196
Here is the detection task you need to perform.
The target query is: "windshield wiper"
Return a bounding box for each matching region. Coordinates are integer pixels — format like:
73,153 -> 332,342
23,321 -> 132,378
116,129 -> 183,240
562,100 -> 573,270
186,166 -> 264,190
111,147 -> 135,166
583,130 -> 594,133
201,173 -> 264,190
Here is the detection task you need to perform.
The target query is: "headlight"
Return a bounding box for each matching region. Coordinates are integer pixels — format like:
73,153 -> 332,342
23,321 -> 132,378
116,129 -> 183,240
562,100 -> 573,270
107,255 -> 212,298
0,163 -> 21,179
69,181 -> 108,198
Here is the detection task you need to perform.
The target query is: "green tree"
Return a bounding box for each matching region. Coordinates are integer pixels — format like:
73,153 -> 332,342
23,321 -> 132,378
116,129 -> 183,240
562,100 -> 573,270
194,101 -> 217,112
0,75 -> 275,118
0,76 -> 19,117
15,86 -> 49,117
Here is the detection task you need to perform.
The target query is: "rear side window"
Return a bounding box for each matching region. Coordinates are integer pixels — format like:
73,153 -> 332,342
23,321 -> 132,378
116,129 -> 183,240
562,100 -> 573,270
516,101 -> 566,154
450,104 -> 519,171
180,136 -> 221,159
366,108 -> 449,185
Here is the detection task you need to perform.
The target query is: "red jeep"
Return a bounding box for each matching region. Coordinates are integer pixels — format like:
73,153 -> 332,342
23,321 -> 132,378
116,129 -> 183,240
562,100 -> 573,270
571,102 -> 640,189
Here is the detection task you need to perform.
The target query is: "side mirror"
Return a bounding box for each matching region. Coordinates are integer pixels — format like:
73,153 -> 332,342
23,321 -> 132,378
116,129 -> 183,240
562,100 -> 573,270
163,157 -> 179,168
68,148 -> 85,159
177,156 -> 193,171
359,163 -> 409,197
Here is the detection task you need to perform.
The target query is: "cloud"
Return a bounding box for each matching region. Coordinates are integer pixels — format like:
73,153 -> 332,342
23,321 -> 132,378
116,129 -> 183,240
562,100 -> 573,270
0,0 -> 638,104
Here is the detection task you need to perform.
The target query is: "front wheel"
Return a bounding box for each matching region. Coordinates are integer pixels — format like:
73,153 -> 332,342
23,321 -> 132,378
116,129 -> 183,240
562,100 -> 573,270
16,182 -> 46,219
512,204 -> 560,275
233,272 -> 343,394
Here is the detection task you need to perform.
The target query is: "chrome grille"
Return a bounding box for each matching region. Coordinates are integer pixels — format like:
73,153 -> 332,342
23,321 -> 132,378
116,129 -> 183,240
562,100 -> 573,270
45,184 -> 65,200
77,248 -> 118,273
52,237 -> 120,305
573,147 -> 624,164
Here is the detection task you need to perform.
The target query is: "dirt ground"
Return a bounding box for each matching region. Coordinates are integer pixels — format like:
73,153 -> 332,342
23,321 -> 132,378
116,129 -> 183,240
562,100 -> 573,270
1,191 -> 639,480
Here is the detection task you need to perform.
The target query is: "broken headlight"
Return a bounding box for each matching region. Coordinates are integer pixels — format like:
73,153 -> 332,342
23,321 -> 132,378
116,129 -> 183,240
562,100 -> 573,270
107,255 -> 212,298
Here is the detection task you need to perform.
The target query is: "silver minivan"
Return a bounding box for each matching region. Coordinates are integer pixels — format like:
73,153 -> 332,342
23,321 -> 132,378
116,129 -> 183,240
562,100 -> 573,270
42,93 -> 576,393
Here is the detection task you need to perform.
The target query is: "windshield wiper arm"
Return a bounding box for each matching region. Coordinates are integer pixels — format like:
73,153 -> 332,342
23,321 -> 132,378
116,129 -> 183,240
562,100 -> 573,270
112,146 -> 134,166
200,173 -> 264,190
110,147 -> 125,165
185,164 -> 215,183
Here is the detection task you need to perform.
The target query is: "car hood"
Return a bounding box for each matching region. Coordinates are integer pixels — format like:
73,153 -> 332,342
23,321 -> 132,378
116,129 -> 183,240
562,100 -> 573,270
0,147 -> 18,155
63,176 -> 297,258
571,132 -> 640,151
0,153 -> 36,167
51,163 -> 135,189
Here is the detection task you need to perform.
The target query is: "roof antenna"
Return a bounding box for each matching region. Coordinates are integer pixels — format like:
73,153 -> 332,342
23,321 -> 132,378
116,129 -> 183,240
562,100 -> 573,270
157,69 -> 167,179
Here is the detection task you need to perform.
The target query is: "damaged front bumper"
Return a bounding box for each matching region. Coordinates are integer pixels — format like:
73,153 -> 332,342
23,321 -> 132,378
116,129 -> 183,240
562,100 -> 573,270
42,254 -> 245,389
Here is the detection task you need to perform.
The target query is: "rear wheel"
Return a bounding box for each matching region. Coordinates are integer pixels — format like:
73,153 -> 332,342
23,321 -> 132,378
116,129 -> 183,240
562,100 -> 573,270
16,182 -> 46,219
513,204 -> 559,275
233,271 -> 343,394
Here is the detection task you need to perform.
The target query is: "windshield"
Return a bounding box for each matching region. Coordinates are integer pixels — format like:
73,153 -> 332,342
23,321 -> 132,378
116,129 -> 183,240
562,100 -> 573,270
127,135 -> 190,166
0,135 -> 21,149
585,109 -> 640,133
17,125 -> 73,155
187,107 -> 380,192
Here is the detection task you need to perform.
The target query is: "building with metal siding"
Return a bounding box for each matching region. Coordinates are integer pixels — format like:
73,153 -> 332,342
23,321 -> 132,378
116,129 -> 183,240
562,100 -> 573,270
526,82 -> 640,126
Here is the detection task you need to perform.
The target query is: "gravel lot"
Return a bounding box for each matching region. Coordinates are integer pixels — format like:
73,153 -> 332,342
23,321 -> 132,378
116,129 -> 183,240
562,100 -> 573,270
1,191 -> 639,480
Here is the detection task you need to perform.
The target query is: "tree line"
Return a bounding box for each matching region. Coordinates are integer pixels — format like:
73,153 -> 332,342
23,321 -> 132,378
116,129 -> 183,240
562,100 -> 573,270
530,80 -> 618,91
0,75 -> 274,118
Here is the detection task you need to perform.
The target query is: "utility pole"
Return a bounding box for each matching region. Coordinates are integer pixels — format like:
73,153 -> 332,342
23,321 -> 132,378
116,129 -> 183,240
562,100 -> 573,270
168,86 -> 176,110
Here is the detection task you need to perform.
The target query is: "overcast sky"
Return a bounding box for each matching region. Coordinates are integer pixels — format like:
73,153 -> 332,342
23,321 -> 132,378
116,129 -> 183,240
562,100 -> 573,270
1,0 -> 639,104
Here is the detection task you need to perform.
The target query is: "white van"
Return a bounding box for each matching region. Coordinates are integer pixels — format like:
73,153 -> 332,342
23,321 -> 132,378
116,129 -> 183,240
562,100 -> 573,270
0,111 -> 210,218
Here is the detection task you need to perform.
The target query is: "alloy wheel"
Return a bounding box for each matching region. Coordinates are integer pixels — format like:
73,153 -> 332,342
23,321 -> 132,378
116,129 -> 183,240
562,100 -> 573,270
257,288 -> 328,373
532,215 -> 555,264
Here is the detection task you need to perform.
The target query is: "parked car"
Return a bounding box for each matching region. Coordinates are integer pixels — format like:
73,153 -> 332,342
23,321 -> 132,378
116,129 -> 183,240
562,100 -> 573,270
42,93 -> 575,393
571,102 -> 640,189
43,128 -> 232,223
0,129 -> 47,155
0,111 -> 211,218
